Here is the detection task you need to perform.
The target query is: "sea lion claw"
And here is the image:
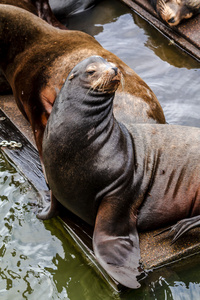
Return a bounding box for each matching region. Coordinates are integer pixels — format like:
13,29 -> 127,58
154,226 -> 173,237
155,216 -> 200,244
37,190 -> 60,220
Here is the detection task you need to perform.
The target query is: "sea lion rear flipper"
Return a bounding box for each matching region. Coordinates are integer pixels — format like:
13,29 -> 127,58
37,190 -> 60,220
156,215 -> 200,243
93,198 -> 142,289
31,0 -> 67,30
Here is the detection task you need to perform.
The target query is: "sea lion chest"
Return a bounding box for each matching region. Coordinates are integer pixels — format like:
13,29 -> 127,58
43,108 -> 134,225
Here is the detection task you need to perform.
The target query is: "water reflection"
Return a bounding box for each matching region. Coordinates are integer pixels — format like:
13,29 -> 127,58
0,152 -> 116,299
133,13 -> 200,69
121,259 -> 200,299
53,0 -> 200,69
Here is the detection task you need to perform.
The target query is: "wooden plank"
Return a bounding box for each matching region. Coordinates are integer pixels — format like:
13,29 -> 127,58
0,109 -> 47,192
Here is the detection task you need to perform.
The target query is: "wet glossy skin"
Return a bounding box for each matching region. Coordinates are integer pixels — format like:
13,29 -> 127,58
0,5 -> 165,158
42,56 -> 200,289
49,0 -> 101,16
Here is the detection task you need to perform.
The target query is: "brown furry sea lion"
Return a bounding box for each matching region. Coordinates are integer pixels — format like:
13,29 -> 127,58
0,4 -> 165,159
149,0 -> 200,26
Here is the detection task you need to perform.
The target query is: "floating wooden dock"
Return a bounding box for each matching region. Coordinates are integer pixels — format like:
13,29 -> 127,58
120,0 -> 200,61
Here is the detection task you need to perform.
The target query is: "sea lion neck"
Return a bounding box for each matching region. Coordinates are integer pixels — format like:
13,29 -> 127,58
47,56 -> 121,145
51,78 -> 115,146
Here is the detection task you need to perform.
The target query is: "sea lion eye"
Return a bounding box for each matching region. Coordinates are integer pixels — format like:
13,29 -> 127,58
87,70 -> 96,75
86,64 -> 97,76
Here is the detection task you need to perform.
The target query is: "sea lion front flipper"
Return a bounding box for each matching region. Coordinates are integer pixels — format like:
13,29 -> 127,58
31,0 -> 67,30
156,215 -> 200,243
37,190 -> 60,220
93,198 -> 142,289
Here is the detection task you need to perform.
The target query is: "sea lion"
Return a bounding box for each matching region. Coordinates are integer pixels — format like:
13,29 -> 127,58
1,0 -> 99,28
149,0 -> 200,26
0,5 -> 165,159
49,0 -> 101,16
30,0 -> 66,29
42,56 -> 200,288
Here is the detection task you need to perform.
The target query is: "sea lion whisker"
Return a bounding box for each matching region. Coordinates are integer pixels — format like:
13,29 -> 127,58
188,0 -> 200,9
102,77 -> 110,91
157,0 -> 169,16
86,86 -> 94,95
99,77 -> 106,90
91,76 -> 104,90
158,0 -> 165,10
120,73 -> 125,91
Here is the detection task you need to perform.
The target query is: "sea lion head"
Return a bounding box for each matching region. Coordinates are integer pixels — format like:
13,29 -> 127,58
45,56 -> 122,142
156,0 -> 200,26
68,55 -> 121,95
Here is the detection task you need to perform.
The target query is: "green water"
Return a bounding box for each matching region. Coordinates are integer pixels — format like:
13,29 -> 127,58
0,152 -> 118,300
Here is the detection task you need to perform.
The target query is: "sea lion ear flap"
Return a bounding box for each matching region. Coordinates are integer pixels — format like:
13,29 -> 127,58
68,71 -> 78,81
93,198 -> 142,289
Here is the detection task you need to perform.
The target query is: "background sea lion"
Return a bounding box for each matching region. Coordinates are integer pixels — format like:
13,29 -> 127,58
42,56 -> 200,289
30,0 -> 67,28
0,5 -> 165,159
149,0 -> 200,26
0,0 -> 100,28
49,0 -> 101,16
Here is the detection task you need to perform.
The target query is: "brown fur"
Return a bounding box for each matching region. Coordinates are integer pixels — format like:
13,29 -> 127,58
156,0 -> 200,26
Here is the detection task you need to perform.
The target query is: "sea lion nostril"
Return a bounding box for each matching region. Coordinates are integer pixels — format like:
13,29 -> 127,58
112,67 -> 118,76
168,17 -> 176,23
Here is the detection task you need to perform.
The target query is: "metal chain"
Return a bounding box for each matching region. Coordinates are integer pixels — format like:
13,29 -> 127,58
0,140 -> 22,149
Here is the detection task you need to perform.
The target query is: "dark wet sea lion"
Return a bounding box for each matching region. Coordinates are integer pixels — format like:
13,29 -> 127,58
1,0 -> 99,28
149,0 -> 200,26
30,0 -> 67,29
49,0 -> 101,16
0,5 -> 165,159
42,56 -> 200,288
